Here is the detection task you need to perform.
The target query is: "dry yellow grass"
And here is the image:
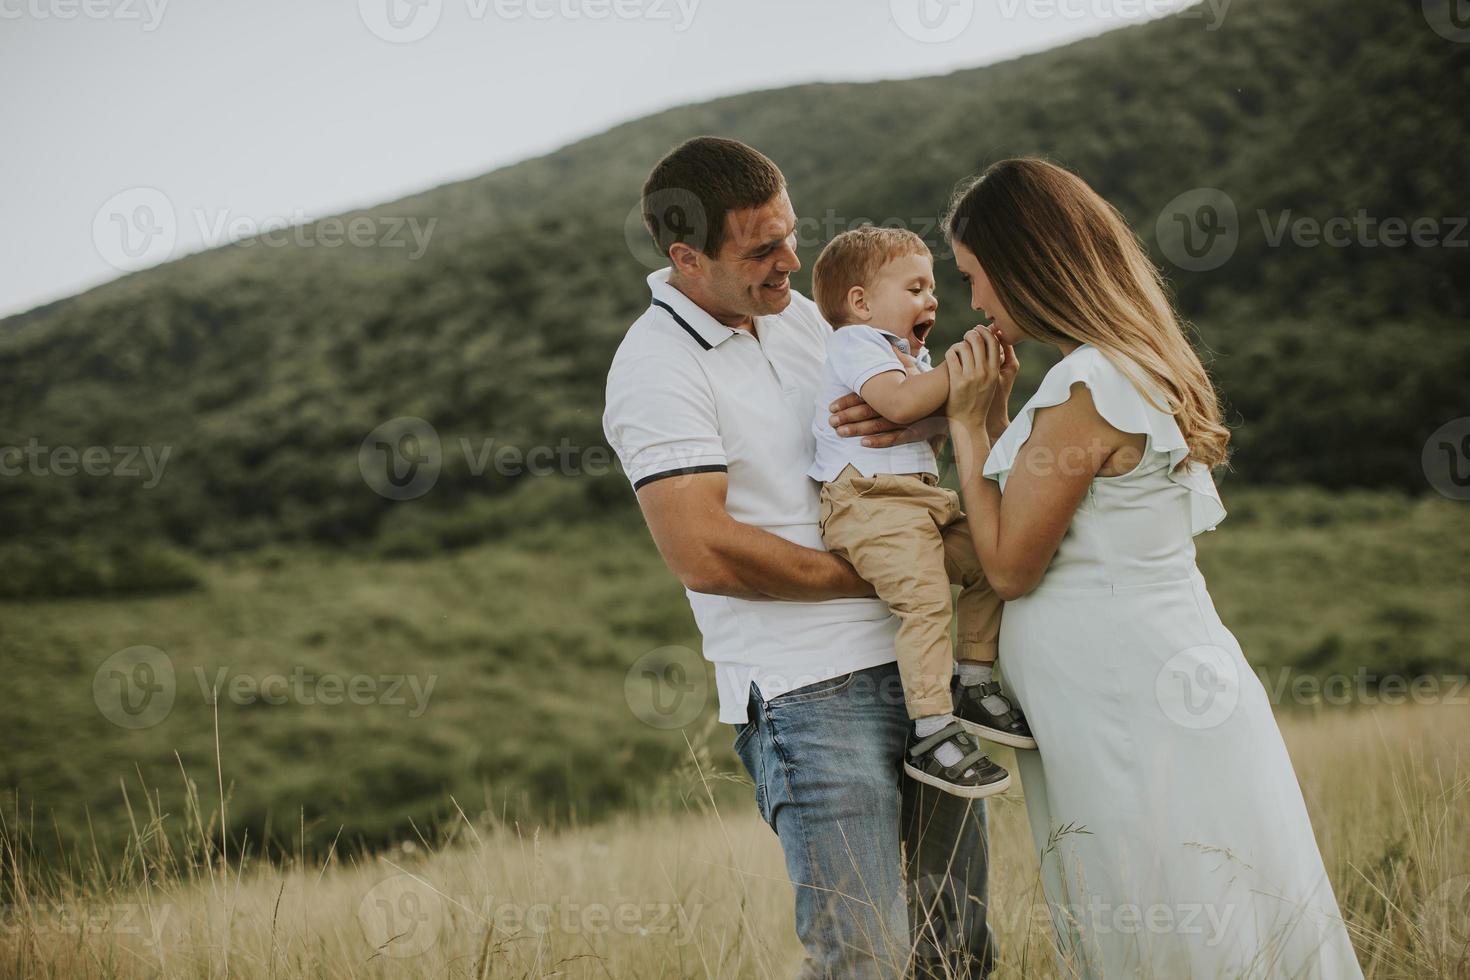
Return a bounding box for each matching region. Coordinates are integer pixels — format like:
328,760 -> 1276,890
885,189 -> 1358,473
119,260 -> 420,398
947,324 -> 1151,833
3,704 -> 1466,979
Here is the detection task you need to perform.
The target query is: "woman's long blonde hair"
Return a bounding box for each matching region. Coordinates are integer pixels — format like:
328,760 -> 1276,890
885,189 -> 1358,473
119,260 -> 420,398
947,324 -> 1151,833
944,158 -> 1230,470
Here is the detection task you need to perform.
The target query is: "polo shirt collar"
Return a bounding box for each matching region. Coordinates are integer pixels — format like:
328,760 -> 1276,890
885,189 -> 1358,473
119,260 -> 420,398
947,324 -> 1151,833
647,268 -> 743,350
874,327 -> 932,368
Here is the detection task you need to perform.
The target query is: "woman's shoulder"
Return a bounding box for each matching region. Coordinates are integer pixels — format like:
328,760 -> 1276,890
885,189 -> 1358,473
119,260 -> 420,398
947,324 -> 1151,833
1040,343 -> 1129,387
997,342 -> 1226,534
993,343 -> 1180,473
1031,344 -> 1153,418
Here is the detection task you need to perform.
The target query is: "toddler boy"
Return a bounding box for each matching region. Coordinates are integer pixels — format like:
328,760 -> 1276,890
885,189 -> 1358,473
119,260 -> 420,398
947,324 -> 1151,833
809,226 -> 1036,798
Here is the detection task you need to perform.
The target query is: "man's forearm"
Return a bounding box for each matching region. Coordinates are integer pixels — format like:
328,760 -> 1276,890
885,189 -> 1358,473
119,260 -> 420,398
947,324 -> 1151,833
704,519 -> 874,602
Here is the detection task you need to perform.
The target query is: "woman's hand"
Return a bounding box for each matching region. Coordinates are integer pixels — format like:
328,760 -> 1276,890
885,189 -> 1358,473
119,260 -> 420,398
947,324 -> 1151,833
989,328 -> 1019,440
945,327 -> 1004,482
944,326 -> 1004,424
995,329 -> 1020,389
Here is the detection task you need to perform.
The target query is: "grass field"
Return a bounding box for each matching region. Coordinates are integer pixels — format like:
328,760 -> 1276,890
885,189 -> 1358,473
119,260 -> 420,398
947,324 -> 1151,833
1,487 -> 1468,976
2,704 -> 1467,978
3,488 -> 1466,866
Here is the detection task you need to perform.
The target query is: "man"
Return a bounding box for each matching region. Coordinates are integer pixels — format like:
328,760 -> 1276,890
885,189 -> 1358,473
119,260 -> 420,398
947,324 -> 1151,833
602,136 -> 995,979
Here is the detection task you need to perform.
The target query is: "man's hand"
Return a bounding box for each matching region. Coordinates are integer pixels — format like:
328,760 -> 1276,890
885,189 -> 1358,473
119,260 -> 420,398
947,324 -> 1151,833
828,392 -> 947,449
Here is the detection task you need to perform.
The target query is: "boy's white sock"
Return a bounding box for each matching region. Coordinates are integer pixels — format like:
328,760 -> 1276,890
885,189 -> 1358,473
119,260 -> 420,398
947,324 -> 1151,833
958,662 -> 1012,716
957,662 -> 991,686
914,712 -> 967,769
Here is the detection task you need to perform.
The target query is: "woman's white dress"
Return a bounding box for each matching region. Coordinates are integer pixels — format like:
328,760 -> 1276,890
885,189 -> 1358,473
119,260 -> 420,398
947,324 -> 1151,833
986,344 -> 1362,979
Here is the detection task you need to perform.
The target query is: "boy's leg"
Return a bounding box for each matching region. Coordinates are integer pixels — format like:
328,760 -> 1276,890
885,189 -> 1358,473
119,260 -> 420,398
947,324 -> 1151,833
732,667 -> 914,979
821,475 -> 960,719
939,500 -> 1035,750
936,508 -> 1002,667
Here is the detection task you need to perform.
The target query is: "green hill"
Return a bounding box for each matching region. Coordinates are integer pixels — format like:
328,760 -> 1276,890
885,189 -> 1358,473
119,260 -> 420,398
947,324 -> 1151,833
4,0 -> 1470,865
2,0 -> 1466,569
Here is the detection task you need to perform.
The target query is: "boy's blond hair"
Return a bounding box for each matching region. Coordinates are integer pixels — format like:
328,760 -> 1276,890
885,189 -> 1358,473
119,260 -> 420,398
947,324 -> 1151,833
812,225 -> 932,327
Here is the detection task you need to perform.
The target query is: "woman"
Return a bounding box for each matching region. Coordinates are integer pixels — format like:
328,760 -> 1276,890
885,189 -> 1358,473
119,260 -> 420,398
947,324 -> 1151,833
939,159 -> 1362,978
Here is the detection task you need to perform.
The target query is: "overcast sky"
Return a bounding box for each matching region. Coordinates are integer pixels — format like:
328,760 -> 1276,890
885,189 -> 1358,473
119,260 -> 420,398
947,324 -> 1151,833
0,0 -> 1195,318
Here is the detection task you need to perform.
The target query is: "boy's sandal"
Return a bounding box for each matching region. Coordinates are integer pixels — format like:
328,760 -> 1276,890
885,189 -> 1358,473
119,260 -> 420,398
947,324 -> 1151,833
955,680 -> 1038,750
903,721 -> 1011,799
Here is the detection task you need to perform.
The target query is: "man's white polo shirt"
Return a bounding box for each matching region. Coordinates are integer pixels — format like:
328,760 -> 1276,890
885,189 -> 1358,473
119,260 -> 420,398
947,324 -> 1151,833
603,268 -> 900,723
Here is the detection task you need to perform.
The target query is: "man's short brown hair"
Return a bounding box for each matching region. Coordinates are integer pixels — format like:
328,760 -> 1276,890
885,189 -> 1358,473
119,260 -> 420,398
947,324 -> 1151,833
641,137 -> 785,260
812,226 -> 932,326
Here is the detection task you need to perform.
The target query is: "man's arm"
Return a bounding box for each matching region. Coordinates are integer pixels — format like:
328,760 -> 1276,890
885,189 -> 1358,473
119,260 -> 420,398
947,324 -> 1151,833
827,393 -> 945,448
635,472 -> 875,601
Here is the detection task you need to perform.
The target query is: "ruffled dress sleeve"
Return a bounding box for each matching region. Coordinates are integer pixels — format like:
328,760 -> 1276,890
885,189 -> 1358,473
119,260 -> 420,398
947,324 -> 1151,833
982,345 -> 1226,536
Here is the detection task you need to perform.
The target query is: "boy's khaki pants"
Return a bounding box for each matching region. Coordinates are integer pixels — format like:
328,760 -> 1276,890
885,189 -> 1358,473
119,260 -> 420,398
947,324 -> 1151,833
819,465 -> 1002,719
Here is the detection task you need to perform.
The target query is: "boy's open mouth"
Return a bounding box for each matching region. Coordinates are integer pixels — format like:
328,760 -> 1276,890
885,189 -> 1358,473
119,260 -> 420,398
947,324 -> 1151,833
913,318 -> 935,346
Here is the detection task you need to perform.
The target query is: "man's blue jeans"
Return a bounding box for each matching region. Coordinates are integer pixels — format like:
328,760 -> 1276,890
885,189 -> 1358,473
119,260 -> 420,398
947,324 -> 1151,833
733,662 -> 996,979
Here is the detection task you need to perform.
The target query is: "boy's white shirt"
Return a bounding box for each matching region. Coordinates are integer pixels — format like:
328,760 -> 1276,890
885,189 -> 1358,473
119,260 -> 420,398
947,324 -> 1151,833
808,324 -> 939,482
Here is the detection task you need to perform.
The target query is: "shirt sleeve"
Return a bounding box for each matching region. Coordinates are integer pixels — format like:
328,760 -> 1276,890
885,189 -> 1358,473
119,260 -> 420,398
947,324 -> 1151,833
603,351 -> 727,491
827,326 -> 906,394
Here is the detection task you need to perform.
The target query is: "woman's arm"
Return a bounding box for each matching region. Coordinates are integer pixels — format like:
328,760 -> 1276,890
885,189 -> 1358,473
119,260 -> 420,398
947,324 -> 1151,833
945,329 -> 1133,600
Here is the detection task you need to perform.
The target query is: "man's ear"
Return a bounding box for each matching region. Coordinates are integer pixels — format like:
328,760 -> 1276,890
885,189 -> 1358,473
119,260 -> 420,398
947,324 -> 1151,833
668,242 -> 704,278
846,285 -> 869,321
